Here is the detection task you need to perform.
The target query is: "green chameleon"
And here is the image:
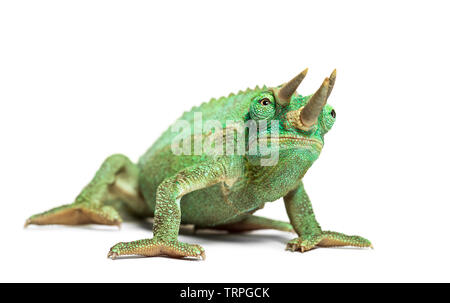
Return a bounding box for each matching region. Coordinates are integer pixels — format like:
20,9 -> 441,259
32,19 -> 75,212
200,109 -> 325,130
25,68 -> 372,260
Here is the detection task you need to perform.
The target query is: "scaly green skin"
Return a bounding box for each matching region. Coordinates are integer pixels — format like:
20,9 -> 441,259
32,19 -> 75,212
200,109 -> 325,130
25,71 -> 372,260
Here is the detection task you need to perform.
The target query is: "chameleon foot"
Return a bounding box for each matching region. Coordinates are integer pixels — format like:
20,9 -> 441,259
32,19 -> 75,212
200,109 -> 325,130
286,231 -> 372,253
108,238 -> 206,260
25,203 -> 122,227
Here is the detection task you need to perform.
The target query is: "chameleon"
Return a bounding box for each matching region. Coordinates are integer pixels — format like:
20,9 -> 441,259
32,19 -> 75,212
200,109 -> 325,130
25,68 -> 372,260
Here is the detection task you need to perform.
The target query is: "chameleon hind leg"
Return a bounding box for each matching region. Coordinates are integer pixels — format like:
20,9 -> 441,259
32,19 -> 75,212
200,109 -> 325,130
25,154 -> 150,227
197,215 -> 294,233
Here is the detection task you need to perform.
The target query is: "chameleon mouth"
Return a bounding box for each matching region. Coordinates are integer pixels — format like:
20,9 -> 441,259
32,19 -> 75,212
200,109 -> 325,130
249,136 -> 323,151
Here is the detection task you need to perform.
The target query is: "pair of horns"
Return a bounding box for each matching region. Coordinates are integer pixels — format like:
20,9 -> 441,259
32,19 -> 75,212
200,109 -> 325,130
277,68 -> 336,130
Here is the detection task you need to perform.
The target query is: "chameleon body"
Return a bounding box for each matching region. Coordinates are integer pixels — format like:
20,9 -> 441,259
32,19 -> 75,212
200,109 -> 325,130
25,69 -> 372,260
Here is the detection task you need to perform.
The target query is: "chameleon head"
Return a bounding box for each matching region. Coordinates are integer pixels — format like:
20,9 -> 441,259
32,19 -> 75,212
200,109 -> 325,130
246,68 -> 337,163
274,68 -> 337,136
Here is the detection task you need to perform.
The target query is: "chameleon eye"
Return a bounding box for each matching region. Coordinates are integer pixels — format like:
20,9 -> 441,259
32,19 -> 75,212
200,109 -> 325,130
259,98 -> 271,106
330,109 -> 336,118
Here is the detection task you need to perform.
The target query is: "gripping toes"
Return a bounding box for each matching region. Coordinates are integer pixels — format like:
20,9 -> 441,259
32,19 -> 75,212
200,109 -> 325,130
108,238 -> 206,260
286,231 -> 372,253
25,203 -> 122,227
286,234 -> 323,252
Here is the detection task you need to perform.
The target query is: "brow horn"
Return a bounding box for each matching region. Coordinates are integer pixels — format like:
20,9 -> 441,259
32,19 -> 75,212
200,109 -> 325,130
277,68 -> 308,106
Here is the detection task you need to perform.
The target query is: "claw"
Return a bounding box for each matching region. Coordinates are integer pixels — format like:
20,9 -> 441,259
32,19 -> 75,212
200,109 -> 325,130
24,219 -> 31,228
107,251 -> 118,260
200,251 -> 206,260
285,243 -> 296,252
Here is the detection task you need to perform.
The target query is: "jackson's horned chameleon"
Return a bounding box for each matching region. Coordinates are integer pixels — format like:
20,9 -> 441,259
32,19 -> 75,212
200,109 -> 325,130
25,69 -> 372,260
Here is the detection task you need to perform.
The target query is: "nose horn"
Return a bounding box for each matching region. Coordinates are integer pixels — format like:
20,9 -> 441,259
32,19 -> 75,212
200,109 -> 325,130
287,69 -> 336,131
299,77 -> 330,128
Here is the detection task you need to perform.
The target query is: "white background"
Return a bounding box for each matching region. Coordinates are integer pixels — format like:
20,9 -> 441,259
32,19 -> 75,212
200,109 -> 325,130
1,0 -> 449,282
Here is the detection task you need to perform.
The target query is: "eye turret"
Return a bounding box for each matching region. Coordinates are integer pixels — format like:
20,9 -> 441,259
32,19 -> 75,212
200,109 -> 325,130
250,93 -> 276,121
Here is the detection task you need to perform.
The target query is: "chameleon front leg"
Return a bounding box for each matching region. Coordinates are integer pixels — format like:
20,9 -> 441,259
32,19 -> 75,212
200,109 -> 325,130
108,157 -> 243,260
284,181 -> 372,252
